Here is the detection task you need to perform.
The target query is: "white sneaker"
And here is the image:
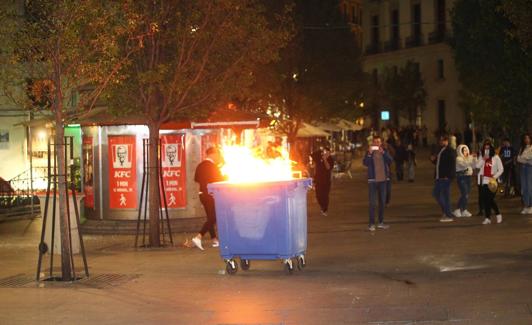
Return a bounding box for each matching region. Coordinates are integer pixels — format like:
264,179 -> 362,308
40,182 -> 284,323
440,216 -> 454,223
462,210 -> 472,217
453,209 -> 463,218
496,214 -> 502,224
521,208 -> 528,214
191,237 -> 204,250
368,225 -> 376,232
527,207 -> 532,214
212,239 -> 220,248
482,218 -> 491,225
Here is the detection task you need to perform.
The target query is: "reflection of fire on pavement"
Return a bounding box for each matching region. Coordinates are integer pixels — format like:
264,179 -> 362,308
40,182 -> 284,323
418,255 -> 488,272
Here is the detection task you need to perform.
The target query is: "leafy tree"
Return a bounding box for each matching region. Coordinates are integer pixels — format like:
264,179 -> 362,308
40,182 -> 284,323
106,0 -> 292,247
382,61 -> 427,126
0,0 -> 140,280
237,0 -> 367,151
502,0 -> 532,50
451,0 -> 532,136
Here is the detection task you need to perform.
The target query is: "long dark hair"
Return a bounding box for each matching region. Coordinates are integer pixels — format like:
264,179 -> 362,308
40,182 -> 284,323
520,133 -> 531,155
482,139 -> 496,158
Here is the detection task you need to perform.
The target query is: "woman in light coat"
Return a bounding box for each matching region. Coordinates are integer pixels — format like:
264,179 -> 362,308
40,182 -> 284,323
517,133 -> 532,214
454,145 -> 476,217
476,141 -> 504,224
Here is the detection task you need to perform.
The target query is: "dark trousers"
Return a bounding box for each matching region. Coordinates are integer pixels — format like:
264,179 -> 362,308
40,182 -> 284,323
477,184 -> 484,213
369,181 -> 387,225
433,179 -> 452,217
456,175 -> 471,211
502,165 -> 514,196
396,161 -> 404,181
199,194 -> 217,238
386,180 -> 391,204
315,181 -> 331,212
480,185 -> 500,219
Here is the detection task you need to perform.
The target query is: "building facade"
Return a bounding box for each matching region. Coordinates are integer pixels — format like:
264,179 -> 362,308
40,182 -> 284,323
362,0 -> 464,137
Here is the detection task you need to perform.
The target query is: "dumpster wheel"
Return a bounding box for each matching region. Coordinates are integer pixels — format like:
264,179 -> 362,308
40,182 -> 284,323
297,255 -> 306,270
225,259 -> 238,275
284,259 -> 294,275
240,258 -> 250,271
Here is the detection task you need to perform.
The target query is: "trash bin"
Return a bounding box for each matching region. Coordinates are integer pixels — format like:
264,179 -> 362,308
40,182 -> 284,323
208,178 -> 312,275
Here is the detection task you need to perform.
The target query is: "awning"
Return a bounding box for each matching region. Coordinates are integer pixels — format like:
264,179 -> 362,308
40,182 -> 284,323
296,123 -> 330,138
336,119 -> 363,131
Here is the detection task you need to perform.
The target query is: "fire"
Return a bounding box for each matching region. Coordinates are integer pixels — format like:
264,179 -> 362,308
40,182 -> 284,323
220,145 -> 294,183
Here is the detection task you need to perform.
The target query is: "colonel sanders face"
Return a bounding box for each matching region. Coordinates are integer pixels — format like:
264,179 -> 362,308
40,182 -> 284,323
116,146 -> 127,166
166,145 -> 177,166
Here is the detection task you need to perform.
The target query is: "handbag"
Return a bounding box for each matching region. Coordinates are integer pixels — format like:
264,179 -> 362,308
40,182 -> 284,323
488,178 -> 498,193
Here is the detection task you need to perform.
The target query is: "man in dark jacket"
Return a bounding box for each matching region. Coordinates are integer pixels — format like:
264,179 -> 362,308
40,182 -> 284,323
430,135 -> 456,222
191,147 -> 225,250
363,136 -> 393,231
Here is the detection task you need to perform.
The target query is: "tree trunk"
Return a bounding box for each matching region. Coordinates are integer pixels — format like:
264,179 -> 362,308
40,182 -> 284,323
148,122 -> 161,247
54,96 -> 73,281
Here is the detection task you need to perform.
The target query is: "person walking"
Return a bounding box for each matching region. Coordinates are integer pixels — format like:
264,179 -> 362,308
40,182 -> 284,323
430,135 -> 456,222
517,133 -> 532,214
476,141 -> 504,224
363,136 -> 393,231
407,144 -> 417,182
393,140 -> 407,181
499,138 -> 516,197
453,144 -> 476,218
191,147 -> 225,250
311,147 -> 334,216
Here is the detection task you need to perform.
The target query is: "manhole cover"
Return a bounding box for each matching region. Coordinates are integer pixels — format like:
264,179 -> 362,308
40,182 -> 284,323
0,274 -> 35,288
0,273 -> 140,289
78,273 -> 140,289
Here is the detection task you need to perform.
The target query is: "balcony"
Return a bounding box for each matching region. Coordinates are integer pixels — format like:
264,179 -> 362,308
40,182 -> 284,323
405,34 -> 424,48
383,38 -> 401,52
364,43 -> 382,55
429,30 -> 449,44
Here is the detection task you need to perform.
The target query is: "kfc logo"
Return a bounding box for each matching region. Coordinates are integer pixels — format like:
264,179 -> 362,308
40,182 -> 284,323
162,144 -> 182,168
112,144 -> 132,168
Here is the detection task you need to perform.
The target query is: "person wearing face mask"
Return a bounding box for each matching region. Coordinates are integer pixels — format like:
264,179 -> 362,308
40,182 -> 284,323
517,133 -> 532,214
476,140 -> 504,224
453,145 -> 477,218
311,146 -> 334,216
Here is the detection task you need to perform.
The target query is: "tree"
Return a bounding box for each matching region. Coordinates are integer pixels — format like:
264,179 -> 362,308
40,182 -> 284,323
0,0 -> 140,280
451,0 -> 532,136
382,61 -> 427,126
237,0 -> 367,152
105,0 -> 292,247
502,0 -> 532,50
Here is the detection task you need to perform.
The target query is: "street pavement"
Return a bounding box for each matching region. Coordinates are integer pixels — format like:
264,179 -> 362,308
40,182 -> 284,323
0,150 -> 531,325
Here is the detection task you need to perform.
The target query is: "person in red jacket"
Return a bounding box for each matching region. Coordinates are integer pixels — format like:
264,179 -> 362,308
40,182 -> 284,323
191,147 -> 225,250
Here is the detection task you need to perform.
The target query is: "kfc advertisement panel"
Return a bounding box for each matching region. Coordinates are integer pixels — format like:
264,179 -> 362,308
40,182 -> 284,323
108,135 -> 137,209
160,134 -> 186,208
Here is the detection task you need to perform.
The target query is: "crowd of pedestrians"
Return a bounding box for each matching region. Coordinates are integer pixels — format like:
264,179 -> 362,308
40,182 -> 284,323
188,130 -> 532,249
359,126 -> 532,231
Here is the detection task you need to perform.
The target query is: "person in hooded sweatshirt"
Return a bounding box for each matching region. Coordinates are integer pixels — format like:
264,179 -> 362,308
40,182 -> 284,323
453,144 -> 477,218
476,140 -> 504,225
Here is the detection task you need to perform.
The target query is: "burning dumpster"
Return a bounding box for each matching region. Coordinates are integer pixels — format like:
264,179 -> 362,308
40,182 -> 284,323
207,144 -> 312,275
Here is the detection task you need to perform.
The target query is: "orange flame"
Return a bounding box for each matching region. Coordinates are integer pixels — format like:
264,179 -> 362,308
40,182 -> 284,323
220,144 -> 294,183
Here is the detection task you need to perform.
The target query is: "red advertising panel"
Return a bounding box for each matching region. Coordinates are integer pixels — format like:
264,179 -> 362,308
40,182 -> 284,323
108,135 -> 137,209
82,136 -> 94,208
160,134 -> 186,208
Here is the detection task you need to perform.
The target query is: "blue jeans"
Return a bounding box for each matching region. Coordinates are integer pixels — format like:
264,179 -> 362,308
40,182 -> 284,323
521,164 -> 532,207
368,181 -> 387,225
456,175 -> 471,211
433,179 -> 452,217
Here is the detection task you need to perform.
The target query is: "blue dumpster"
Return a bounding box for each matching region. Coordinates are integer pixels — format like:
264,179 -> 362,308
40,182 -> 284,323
208,178 -> 312,274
